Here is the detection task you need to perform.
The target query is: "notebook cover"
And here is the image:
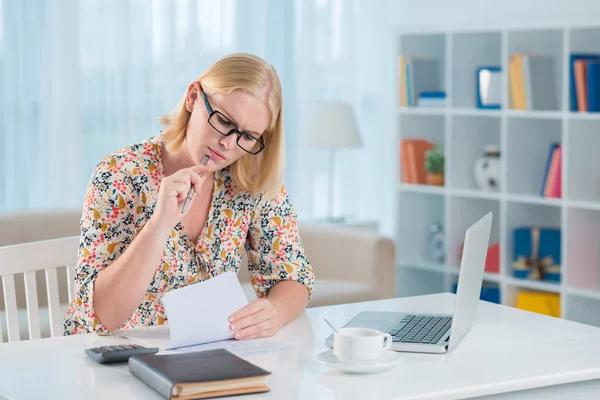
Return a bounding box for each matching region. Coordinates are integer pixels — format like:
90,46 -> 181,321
400,139 -> 414,183
128,349 -> 271,399
575,60 -> 588,112
587,61 -> 600,112
569,53 -> 600,111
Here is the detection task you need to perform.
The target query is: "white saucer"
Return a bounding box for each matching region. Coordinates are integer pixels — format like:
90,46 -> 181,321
316,350 -> 404,374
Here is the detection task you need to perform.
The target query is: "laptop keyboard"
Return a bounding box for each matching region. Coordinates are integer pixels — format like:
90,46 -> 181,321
388,315 -> 452,344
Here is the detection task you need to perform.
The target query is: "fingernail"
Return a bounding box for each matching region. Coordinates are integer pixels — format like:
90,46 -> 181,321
234,332 -> 240,339
229,316 -> 235,322
230,324 -> 237,330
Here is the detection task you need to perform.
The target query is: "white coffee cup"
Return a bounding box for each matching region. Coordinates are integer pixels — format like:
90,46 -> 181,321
333,327 -> 393,364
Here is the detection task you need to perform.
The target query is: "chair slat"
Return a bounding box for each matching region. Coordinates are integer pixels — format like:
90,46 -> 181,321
0,288 -> 4,342
2,275 -> 21,342
45,268 -> 62,337
23,271 -> 41,340
0,236 -> 79,276
66,264 -> 77,303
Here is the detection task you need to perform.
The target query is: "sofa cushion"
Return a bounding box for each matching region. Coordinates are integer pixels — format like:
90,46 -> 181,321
241,279 -> 373,309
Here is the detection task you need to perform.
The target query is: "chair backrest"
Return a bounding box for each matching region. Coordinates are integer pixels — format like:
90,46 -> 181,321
0,236 -> 79,342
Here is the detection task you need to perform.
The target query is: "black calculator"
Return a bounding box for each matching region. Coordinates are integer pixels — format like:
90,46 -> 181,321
85,344 -> 159,364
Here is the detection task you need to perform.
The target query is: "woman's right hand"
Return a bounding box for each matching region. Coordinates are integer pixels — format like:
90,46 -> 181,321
150,165 -> 209,232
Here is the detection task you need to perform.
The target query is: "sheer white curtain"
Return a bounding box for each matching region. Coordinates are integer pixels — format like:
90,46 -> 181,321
1,0 -> 390,226
0,0 -> 296,212
293,0 -> 389,223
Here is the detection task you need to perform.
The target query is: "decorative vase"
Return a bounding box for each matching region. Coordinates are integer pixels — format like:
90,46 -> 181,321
426,173 -> 445,186
474,145 -> 501,191
427,223 -> 445,263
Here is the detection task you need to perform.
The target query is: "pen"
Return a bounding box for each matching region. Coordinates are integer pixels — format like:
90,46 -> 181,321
181,155 -> 210,214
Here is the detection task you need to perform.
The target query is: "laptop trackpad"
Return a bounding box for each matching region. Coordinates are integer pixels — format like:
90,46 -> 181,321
345,312 -> 402,331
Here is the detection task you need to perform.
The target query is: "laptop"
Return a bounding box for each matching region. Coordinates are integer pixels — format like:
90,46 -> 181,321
325,211 -> 492,354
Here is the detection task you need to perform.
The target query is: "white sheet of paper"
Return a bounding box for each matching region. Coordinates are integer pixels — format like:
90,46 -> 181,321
120,326 -> 293,357
161,270 -> 249,349
171,338 -> 293,357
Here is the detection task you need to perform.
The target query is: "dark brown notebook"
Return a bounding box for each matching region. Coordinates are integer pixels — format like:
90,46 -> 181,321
128,348 -> 271,399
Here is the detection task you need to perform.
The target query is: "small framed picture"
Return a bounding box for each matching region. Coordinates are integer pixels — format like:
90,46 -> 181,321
476,66 -> 502,109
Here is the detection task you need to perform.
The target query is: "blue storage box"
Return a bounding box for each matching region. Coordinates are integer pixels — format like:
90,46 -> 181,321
512,227 -> 561,283
452,282 -> 500,304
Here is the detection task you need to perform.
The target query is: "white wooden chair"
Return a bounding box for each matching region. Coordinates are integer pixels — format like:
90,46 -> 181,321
0,236 -> 79,342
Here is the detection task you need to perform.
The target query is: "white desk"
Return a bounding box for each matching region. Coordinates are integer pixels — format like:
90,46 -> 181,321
2,293 -> 600,400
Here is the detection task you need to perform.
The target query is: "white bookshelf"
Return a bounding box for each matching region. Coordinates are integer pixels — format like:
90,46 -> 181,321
393,24 -> 600,328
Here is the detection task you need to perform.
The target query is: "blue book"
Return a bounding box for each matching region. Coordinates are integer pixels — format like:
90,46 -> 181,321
587,61 -> 600,112
540,142 -> 560,196
570,53 -> 600,111
419,91 -> 446,98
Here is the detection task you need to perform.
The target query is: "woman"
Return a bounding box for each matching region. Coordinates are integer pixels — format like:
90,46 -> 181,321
63,53 -> 315,340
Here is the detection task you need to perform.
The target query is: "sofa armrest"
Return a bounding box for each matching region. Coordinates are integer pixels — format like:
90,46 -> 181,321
299,224 -> 397,300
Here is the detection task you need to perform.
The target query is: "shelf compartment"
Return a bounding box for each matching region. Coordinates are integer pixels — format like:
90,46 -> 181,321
565,294 -> 600,328
450,115 -> 501,191
451,31 -> 502,108
504,286 -> 561,317
399,114 -> 445,185
398,33 -> 446,109
506,117 -> 562,197
568,119 -> 600,202
567,208 -> 600,292
397,191 -> 445,263
447,196 -> 500,269
505,202 -> 562,282
507,29 -> 563,111
568,27 -> 600,114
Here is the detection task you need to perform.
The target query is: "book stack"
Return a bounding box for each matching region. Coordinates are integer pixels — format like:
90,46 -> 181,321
540,142 -> 562,198
400,138 -> 435,184
570,53 -> 600,112
398,56 -> 444,107
508,53 -> 558,110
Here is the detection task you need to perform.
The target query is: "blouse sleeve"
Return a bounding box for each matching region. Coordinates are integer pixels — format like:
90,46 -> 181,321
68,157 -> 139,335
245,184 -> 315,300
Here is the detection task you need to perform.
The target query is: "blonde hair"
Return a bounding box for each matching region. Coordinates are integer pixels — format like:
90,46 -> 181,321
159,53 -> 285,199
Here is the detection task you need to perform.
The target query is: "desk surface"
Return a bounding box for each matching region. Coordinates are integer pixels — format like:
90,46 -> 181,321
2,293 -> 600,400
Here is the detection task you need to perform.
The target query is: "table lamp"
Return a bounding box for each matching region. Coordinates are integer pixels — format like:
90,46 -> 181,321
307,102 -> 363,222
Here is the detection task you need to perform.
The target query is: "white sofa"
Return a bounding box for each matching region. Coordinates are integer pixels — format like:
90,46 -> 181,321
0,209 -> 396,340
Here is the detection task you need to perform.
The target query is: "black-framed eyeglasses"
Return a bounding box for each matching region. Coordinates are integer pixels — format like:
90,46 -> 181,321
199,85 -> 265,155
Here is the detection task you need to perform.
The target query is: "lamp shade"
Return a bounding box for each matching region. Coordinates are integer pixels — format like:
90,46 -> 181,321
307,102 -> 362,149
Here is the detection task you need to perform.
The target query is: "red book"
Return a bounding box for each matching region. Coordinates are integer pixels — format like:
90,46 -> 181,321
544,146 -> 562,198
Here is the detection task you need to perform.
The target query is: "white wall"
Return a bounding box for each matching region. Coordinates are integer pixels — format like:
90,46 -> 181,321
390,0 -> 600,27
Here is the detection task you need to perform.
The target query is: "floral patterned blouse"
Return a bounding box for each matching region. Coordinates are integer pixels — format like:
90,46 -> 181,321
62,135 -> 315,336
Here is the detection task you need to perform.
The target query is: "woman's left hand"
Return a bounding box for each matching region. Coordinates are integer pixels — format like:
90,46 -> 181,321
228,298 -> 283,340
